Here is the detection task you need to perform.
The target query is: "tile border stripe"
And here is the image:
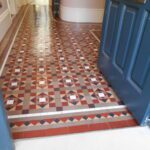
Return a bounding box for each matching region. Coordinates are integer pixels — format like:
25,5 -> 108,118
12,119 -> 137,139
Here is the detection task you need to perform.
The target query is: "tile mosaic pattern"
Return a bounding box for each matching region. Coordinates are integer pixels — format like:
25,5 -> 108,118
10,107 -> 137,139
0,6 -> 120,116
0,5 -> 137,138
10,110 -> 133,130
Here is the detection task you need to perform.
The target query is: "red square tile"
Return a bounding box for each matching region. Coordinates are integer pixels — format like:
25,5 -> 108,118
89,123 -> 110,131
69,125 -> 89,133
108,120 -> 129,129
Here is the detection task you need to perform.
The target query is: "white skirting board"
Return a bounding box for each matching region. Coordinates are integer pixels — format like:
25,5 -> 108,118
0,9 -> 12,41
32,0 -> 50,5
60,5 -> 104,23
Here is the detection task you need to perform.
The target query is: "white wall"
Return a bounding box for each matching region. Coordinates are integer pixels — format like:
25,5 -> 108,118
0,0 -> 8,14
0,0 -> 27,42
60,0 -> 105,23
0,0 -> 11,41
0,0 -> 51,42
31,0 -> 51,6
7,0 -> 27,15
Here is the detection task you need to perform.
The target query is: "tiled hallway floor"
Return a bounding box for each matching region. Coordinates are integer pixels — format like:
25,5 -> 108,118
0,4 -> 137,139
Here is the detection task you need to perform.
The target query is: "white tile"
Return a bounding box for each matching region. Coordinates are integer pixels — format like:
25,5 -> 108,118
7,100 -> 14,105
39,81 -> 45,85
62,67 -> 67,70
85,66 -> 90,69
20,51 -> 24,53
70,95 -> 76,100
58,49 -> 62,52
18,59 -> 22,62
39,68 -> 45,72
60,57 -> 64,60
11,82 -> 18,86
91,78 -> 97,82
39,98 -> 46,103
39,58 -> 44,61
15,69 -> 20,73
80,57 -> 84,60
98,93 -> 105,98
66,79 -> 71,83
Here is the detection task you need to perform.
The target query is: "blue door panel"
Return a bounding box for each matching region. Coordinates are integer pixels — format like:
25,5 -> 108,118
131,16 -> 150,87
104,1 -> 119,56
123,10 -> 148,77
99,0 -> 150,125
116,7 -> 136,70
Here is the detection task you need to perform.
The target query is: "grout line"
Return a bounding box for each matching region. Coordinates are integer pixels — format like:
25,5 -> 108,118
0,6 -> 29,76
8,105 -> 127,119
90,30 -> 101,42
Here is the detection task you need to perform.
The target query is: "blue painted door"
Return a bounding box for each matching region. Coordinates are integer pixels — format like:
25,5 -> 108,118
0,92 -> 14,150
99,0 -> 150,125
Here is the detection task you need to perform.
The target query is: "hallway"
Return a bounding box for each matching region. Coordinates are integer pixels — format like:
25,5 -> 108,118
0,3 -> 137,139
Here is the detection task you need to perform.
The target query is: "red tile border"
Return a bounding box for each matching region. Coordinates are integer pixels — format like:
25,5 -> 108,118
88,122 -> 110,131
68,124 -> 89,133
12,119 -> 138,139
108,120 -> 129,129
126,119 -> 138,127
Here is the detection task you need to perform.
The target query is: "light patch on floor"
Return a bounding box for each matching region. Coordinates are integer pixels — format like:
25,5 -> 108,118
15,127 -> 150,150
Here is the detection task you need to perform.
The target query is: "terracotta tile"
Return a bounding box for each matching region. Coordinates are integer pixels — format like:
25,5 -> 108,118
108,121 -> 129,129
68,125 -> 89,133
12,132 -> 24,139
23,130 -> 46,139
127,119 -> 138,127
44,127 -> 69,136
89,123 -> 110,131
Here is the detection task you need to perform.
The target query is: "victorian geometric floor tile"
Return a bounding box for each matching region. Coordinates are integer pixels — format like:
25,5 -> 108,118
0,4 -> 138,139
10,107 -> 137,139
